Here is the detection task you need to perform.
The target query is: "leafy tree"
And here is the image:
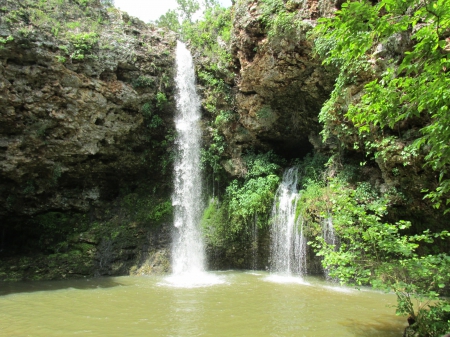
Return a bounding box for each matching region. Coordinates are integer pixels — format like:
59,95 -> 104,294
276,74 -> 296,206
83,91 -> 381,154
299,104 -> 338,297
203,0 -> 219,8
310,2 -> 450,333
296,166 -> 450,336
155,9 -> 180,32
314,0 -> 450,211
176,0 -> 200,23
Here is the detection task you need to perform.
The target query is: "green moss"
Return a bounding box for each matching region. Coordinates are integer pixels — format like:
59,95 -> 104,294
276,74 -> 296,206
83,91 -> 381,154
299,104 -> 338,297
132,76 -> 155,88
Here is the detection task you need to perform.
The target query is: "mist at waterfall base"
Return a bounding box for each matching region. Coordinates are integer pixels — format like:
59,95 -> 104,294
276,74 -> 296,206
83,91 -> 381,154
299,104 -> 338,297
164,41 -> 223,288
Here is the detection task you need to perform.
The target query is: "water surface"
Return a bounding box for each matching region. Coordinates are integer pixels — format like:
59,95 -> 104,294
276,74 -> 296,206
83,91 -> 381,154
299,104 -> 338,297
0,271 -> 406,337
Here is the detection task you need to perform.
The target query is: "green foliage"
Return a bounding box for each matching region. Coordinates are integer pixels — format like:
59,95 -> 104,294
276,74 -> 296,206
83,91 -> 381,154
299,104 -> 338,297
226,174 -> 280,230
141,101 -> 164,129
256,105 -> 277,123
122,194 -> 173,224
314,0 -> 450,211
176,0 -> 200,23
198,71 -> 234,179
201,128 -> 226,173
295,152 -> 328,186
67,31 -> 98,60
132,76 -> 155,88
100,0 -> 114,7
201,197 -> 231,246
260,0 -> 307,41
156,92 -> 168,109
156,1 -> 232,73
141,102 -> 152,117
155,9 -> 181,31
182,4 -> 232,65
202,151 -> 283,246
23,180 -> 35,195
296,155 -> 450,336
148,115 -> 163,129
35,212 -> 89,252
1,0 -> 115,62
227,152 -> 282,226
214,110 -> 234,127
55,55 -> 66,63
0,35 -> 14,49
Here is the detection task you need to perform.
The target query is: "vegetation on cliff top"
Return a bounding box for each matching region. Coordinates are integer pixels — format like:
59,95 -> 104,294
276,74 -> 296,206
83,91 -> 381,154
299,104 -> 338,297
315,0 -> 450,211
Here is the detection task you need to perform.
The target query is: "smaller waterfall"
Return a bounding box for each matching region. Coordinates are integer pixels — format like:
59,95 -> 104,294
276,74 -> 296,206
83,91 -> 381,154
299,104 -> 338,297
251,213 -> 258,270
270,167 -> 307,276
322,216 -> 336,247
294,217 -> 307,276
322,216 -> 337,280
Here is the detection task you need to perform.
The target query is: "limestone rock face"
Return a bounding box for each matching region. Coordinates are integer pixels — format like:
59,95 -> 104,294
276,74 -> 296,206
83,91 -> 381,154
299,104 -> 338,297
0,10 -> 176,218
226,0 -> 337,170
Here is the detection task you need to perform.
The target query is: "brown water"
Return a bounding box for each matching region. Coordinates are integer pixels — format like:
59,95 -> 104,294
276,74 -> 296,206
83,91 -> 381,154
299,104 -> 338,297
0,271 -> 406,337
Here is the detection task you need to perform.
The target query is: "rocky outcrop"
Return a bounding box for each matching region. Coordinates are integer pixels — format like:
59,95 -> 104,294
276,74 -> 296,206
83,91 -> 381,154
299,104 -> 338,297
0,5 -> 176,218
0,1 -> 177,279
223,0 -> 337,173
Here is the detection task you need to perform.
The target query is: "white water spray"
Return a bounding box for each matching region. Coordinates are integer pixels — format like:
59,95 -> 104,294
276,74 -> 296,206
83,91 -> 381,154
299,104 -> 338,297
166,41 -> 223,288
270,167 -> 307,276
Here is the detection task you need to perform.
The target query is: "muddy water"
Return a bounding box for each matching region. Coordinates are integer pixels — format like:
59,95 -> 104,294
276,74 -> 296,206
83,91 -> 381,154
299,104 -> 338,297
0,271 -> 406,337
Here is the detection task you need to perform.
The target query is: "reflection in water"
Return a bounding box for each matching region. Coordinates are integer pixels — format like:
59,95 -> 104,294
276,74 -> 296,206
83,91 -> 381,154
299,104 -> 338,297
169,289 -> 205,337
0,272 -> 406,337
264,274 -> 310,285
0,277 -> 124,296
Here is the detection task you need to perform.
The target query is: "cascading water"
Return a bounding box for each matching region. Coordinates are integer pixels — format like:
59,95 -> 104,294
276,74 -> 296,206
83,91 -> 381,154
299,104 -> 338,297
322,217 -> 336,247
251,213 -> 258,270
270,167 -> 307,277
166,41 -> 222,287
322,216 -> 337,280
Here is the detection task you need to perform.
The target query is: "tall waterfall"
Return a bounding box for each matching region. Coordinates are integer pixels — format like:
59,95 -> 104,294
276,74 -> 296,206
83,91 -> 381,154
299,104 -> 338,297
171,41 -> 205,277
166,41 -> 222,287
270,167 -> 307,276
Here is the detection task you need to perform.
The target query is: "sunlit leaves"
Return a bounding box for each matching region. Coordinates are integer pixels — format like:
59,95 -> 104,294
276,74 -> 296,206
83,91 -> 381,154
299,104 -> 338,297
315,0 -> 450,210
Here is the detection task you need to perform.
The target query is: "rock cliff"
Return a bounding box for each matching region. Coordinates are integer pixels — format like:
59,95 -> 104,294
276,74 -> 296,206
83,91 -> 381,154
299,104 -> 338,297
0,0 -> 176,280
223,0 -> 336,172
0,2 -> 176,218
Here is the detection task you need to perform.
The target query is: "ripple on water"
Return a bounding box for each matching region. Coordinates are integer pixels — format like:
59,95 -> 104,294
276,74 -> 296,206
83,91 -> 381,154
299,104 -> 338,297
245,272 -> 262,276
264,274 -> 310,285
160,272 -> 227,288
322,285 -> 355,294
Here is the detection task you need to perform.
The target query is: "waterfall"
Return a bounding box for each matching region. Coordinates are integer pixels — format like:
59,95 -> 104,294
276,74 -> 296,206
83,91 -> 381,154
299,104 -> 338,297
322,216 -> 337,280
270,167 -> 307,276
251,213 -> 258,270
166,41 -> 222,287
322,216 -> 336,247
170,41 -> 205,277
